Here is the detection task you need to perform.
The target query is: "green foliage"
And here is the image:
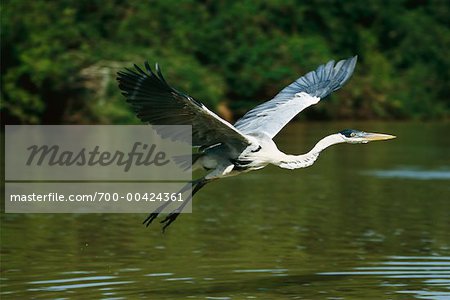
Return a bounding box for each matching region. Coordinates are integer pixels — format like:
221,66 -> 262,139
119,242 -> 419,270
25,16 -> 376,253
2,0 -> 449,124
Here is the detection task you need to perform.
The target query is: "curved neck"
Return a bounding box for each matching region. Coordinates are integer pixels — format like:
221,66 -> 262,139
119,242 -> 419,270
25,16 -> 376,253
277,134 -> 344,169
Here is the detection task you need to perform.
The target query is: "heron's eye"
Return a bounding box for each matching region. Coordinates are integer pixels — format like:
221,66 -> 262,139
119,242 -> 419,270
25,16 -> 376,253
350,132 -> 356,137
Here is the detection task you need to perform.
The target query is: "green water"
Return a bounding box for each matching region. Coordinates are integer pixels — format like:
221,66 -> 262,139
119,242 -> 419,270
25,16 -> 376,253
1,122 -> 449,299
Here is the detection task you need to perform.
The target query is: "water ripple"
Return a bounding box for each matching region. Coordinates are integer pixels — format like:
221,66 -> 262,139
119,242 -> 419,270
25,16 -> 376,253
27,275 -> 133,292
365,169 -> 450,180
28,280 -> 134,292
232,269 -> 288,274
318,256 -> 450,300
30,276 -> 117,284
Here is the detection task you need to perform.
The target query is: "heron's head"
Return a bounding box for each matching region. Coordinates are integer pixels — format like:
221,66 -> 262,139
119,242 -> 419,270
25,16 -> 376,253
338,129 -> 396,144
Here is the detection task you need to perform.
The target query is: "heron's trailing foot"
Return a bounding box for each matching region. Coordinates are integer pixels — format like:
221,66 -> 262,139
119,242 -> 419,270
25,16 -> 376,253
142,201 -> 172,227
142,179 -> 208,231
160,211 -> 181,232
143,212 -> 159,227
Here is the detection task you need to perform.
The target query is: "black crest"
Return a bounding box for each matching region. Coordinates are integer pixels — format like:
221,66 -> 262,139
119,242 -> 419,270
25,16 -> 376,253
339,129 -> 360,137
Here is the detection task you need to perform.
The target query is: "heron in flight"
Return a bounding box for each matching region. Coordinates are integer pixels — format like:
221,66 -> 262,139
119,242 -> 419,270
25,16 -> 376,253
117,56 -> 395,231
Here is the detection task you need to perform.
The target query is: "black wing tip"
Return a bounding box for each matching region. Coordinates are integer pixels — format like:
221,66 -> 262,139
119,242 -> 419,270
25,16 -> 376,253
138,61 -> 169,84
116,60 -> 166,82
117,60 -> 180,98
116,61 -> 157,78
116,65 -> 145,83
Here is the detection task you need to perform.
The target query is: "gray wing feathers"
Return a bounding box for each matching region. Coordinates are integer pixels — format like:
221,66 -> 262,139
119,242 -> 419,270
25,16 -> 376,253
117,62 -> 250,150
295,56 -> 357,98
234,56 -> 357,138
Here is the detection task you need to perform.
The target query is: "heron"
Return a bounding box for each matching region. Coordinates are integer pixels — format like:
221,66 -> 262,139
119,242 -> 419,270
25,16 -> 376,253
117,56 -> 396,231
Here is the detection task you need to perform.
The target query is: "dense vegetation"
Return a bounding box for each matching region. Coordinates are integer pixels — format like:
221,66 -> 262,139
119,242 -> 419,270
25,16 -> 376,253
2,0 -> 449,124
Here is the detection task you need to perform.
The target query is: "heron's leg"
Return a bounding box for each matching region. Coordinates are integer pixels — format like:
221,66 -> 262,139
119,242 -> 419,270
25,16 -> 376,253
160,178 -> 208,232
142,181 -> 192,227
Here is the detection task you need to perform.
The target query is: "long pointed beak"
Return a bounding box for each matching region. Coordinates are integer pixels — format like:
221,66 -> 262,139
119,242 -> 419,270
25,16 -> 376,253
363,132 -> 396,141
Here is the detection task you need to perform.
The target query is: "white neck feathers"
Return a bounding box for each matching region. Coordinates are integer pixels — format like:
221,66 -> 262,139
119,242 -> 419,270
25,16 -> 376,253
277,134 -> 344,169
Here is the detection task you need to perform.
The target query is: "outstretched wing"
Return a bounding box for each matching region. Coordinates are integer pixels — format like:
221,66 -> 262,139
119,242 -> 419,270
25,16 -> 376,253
234,56 -> 358,138
117,62 -> 251,150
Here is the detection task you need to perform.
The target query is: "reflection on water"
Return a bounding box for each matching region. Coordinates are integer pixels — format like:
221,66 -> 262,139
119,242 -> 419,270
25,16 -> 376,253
29,278 -> 134,292
366,169 -> 450,180
1,122 -> 449,299
319,256 -> 450,299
